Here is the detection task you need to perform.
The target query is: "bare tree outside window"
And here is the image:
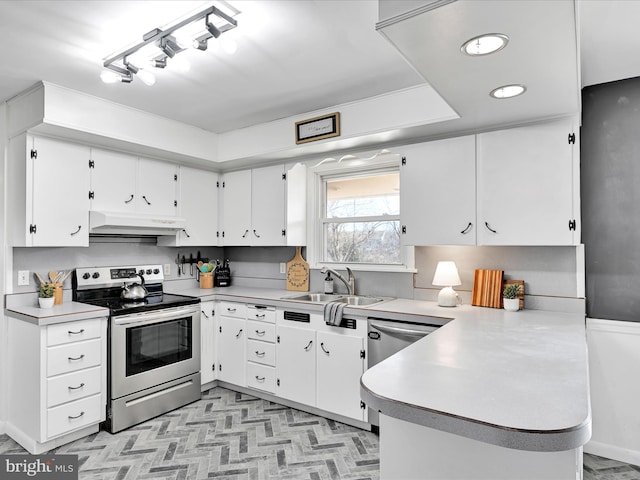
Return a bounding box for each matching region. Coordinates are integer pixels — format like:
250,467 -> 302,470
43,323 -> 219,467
322,172 -> 400,264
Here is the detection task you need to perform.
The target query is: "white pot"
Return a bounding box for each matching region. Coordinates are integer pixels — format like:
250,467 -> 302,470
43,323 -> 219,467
503,298 -> 520,312
39,297 -> 55,309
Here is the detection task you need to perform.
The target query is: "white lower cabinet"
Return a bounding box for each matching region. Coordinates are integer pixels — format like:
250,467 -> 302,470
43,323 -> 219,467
316,331 -> 367,421
217,314 -> 246,386
276,323 -> 317,406
200,301 -> 216,387
6,316 -> 107,454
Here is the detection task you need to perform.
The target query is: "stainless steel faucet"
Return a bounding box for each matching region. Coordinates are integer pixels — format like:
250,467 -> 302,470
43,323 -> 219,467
321,266 -> 355,295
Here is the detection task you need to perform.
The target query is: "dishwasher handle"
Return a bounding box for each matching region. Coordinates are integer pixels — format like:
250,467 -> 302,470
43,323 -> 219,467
369,322 -> 437,338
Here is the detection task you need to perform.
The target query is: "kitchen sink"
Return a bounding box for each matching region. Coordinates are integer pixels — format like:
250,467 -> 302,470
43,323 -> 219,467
283,293 -> 386,306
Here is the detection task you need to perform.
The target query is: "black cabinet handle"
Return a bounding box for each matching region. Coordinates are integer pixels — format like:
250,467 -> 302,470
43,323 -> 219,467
304,340 -> 313,351
124,194 -> 134,204
70,225 -> 82,236
484,222 -> 498,234
68,411 -> 85,420
320,342 -> 330,354
460,222 -> 472,234
68,355 -> 85,361
68,383 -> 85,391
253,229 -> 261,238
201,310 -> 209,319
242,229 -> 249,238
68,329 -> 85,335
255,376 -> 265,382
142,195 -> 151,205
182,229 -> 191,238
235,329 -> 243,338
255,351 -> 265,357
255,330 -> 266,336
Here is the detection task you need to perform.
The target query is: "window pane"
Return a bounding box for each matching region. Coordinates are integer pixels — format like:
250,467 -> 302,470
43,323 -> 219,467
326,173 -> 399,218
324,221 -> 401,264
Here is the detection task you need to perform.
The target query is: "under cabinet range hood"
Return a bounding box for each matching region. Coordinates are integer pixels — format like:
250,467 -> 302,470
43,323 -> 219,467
89,211 -> 186,236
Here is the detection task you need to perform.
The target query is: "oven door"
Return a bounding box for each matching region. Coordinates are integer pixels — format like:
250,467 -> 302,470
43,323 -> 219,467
110,305 -> 200,399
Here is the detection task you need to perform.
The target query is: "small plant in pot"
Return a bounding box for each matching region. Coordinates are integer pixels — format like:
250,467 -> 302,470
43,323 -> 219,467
503,283 -> 521,312
39,282 -> 56,309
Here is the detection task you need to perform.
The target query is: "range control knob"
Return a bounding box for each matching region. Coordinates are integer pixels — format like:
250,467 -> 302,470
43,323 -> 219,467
146,269 -> 152,275
92,272 -> 100,279
82,272 -> 90,280
153,268 -> 160,274
138,269 -> 145,276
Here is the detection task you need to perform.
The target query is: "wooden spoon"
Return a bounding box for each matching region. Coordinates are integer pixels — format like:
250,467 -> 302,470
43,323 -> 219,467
49,271 -> 59,283
34,272 -> 46,285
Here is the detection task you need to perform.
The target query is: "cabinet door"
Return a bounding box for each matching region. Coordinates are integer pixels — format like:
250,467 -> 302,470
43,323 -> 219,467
137,157 -> 178,216
276,324 -> 316,406
200,301 -> 216,386
477,118 -> 576,245
251,164 -> 286,246
218,316 -> 246,386
162,166 -> 218,246
221,169 -> 252,245
400,136 -> 476,245
317,332 -> 366,421
90,149 -> 138,213
31,136 -> 90,246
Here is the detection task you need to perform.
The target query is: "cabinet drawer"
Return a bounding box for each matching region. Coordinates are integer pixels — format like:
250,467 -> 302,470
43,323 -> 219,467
219,302 -> 246,319
47,339 -> 102,377
246,363 -> 276,393
247,339 -> 276,366
47,318 -> 102,346
47,393 -> 103,439
47,366 -> 102,408
247,306 -> 275,323
247,320 -> 276,342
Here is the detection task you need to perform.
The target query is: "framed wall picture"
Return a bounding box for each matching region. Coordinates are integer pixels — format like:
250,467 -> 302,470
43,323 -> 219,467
295,112 -> 340,144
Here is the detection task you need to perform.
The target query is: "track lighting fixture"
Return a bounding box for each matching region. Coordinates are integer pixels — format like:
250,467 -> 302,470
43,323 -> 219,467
101,3 -> 239,85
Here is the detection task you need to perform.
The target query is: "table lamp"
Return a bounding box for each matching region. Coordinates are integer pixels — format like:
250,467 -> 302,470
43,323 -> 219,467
432,261 -> 462,307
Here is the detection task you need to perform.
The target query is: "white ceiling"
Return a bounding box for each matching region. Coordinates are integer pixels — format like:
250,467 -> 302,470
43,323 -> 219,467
0,0 -> 638,139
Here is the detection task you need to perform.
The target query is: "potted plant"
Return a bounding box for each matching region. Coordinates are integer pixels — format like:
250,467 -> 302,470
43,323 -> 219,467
503,283 -> 521,312
39,282 -> 56,308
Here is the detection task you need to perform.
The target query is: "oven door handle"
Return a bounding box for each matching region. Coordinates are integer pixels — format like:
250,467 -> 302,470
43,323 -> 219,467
113,305 -> 199,326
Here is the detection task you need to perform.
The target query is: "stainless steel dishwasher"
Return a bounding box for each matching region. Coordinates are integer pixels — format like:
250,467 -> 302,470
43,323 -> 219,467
367,318 -> 440,427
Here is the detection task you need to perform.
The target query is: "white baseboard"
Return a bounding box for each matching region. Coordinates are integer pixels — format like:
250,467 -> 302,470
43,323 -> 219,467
585,440 -> 640,466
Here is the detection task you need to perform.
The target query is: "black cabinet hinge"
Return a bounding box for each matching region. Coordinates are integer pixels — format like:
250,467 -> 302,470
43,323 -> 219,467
89,191 -> 95,200
360,349 -> 365,359
212,364 -> 215,371
281,229 -> 286,237
277,378 -> 280,387
222,231 -> 225,238
89,159 -> 95,168
282,173 -> 287,180
401,156 -> 406,166
219,326 -> 222,333
216,231 -> 220,238
217,181 -> 220,188
29,224 -> 37,234
174,200 -> 178,207
401,225 -> 407,234
277,335 -> 280,343
222,181 -> 225,188
219,364 -> 222,371
568,133 -> 576,144
360,401 -> 366,409
30,149 -> 37,159
569,219 -> 576,231
174,174 -> 178,181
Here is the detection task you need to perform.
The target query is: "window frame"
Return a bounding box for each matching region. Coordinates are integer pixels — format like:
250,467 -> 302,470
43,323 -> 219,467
306,153 -> 415,273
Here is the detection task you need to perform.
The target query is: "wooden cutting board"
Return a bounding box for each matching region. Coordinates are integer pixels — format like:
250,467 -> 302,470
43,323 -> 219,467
286,246 -> 310,291
502,279 -> 525,310
472,269 -> 504,308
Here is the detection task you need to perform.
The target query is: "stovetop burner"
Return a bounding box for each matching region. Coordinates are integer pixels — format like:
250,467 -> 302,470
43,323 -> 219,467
73,264 -> 199,315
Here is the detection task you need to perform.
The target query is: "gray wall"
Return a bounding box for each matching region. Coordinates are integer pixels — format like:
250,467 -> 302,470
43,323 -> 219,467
582,77 -> 640,321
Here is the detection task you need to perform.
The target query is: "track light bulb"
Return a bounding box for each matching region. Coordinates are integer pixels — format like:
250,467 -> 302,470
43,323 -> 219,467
193,39 -> 208,51
100,70 -> 122,84
151,58 -> 167,68
206,15 -> 221,38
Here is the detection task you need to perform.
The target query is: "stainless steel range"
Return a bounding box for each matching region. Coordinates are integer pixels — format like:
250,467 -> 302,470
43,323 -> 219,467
73,264 -> 201,433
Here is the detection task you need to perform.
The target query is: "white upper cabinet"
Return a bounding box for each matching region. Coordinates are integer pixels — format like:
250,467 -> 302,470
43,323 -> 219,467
221,169 -> 252,245
7,134 -> 90,247
89,148 -> 177,217
221,163 -> 306,246
159,166 -> 219,246
400,136 -> 476,246
477,117 -> 578,245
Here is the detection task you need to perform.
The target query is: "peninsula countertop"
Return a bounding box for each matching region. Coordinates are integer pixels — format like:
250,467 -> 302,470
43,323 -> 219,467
360,305 -> 590,452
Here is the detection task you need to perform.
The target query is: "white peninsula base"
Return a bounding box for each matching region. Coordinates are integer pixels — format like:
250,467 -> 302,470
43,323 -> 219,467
380,414 -> 583,480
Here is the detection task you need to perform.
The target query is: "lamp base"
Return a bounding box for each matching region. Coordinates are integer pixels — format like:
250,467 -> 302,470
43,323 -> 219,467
438,286 -> 459,307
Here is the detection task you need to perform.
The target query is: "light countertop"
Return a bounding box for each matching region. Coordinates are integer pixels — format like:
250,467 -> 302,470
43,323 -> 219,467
5,301 -> 109,326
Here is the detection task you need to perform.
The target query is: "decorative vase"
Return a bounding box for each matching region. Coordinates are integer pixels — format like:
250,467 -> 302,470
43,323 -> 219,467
38,297 -> 55,309
503,298 -> 520,312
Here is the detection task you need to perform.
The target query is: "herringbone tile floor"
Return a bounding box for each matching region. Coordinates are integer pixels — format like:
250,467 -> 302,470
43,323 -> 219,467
1,386 -> 639,479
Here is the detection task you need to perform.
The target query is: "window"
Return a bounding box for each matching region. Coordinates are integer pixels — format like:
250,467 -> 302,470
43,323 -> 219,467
320,168 -> 401,266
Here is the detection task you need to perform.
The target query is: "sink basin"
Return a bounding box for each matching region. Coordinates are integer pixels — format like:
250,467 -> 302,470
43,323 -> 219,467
338,296 -> 385,306
283,293 -> 386,306
285,293 -> 344,303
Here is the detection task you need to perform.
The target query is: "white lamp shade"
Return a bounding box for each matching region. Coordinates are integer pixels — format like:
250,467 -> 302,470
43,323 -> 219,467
432,261 -> 461,287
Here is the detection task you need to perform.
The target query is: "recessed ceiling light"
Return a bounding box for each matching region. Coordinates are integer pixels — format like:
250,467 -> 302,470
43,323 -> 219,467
490,84 -> 526,99
461,34 -> 509,56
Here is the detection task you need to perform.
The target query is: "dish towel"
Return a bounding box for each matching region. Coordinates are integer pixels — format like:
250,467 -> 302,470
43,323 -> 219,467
323,301 -> 345,326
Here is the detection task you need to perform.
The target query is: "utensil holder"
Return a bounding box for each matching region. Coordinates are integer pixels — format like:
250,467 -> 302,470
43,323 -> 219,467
200,272 -> 213,289
53,282 -> 63,305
